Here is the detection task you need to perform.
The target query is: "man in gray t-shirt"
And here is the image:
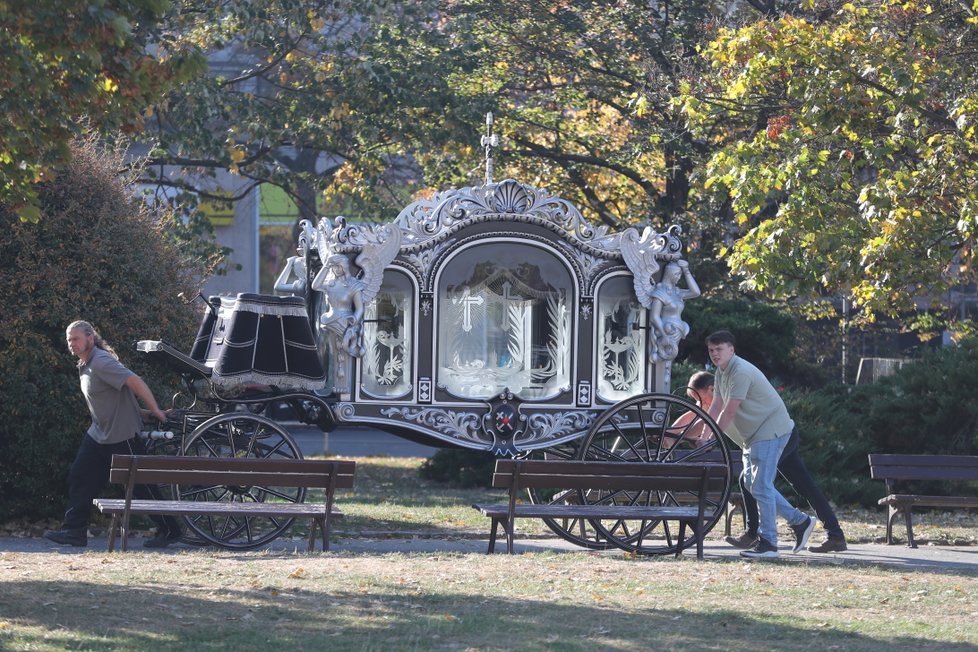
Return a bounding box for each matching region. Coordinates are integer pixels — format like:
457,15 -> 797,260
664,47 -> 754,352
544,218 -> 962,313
43,321 -> 182,548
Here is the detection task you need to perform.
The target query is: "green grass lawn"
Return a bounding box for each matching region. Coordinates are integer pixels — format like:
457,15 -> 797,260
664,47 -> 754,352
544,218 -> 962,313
1,456 -> 976,651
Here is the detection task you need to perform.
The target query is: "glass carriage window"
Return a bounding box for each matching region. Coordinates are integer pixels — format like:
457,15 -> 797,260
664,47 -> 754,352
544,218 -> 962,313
361,271 -> 413,398
437,243 -> 572,401
596,275 -> 647,401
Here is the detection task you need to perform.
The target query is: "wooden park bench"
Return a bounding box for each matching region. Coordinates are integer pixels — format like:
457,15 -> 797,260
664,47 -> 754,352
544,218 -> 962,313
692,450 -> 745,537
472,459 -> 727,559
868,453 -> 978,548
94,455 -> 355,552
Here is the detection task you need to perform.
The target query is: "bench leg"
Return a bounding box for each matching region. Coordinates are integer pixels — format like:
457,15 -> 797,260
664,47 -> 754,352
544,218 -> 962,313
903,508 -> 917,549
317,517 -> 329,552
487,518 -> 500,554
676,521 -> 687,559
885,505 -> 898,545
725,496 -> 744,537
107,515 -> 119,553
684,520 -> 703,560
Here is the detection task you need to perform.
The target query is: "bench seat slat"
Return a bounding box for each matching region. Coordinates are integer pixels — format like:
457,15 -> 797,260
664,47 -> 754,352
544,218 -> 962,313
870,467 -> 978,482
95,499 -> 341,518
109,469 -> 354,488
490,474 -> 724,493
869,454 -> 978,469
878,494 -> 978,508
473,503 -> 702,520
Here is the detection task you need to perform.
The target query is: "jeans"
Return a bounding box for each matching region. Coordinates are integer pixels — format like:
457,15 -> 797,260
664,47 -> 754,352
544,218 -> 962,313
740,428 -> 845,540
741,432 -> 808,546
63,433 -> 181,534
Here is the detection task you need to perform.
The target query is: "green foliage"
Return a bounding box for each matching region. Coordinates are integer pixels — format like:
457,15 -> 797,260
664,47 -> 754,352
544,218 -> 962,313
683,0 -> 978,320
680,297 -> 798,380
139,0 -> 471,219
0,0 -> 204,216
669,359 -> 707,395
0,139 -> 211,521
783,384 -> 882,507
418,448 -> 497,489
781,339 -> 978,507
865,339 -> 978,455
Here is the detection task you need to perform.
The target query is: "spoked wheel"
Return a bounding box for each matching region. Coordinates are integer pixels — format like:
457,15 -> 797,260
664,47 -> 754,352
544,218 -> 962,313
576,393 -> 732,556
524,441 -> 616,550
178,412 -> 305,550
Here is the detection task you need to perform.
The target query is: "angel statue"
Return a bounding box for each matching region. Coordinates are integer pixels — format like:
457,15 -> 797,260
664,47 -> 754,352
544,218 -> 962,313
647,259 -> 701,363
620,226 -> 700,363
311,223 -> 401,393
274,255 -> 308,295
274,220 -> 317,296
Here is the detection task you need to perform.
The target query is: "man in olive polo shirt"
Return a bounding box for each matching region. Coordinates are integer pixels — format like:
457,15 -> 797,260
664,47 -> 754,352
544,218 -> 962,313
705,330 -> 814,559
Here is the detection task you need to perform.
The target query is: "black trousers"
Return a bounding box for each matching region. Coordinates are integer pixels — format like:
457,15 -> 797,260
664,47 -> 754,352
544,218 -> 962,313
739,428 -> 845,540
62,433 -> 182,534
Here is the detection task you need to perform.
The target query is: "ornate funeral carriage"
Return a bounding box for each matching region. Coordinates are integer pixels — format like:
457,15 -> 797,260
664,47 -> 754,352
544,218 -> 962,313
139,125 -> 732,553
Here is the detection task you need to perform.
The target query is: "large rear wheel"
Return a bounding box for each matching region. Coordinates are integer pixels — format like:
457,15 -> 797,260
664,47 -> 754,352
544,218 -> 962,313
525,441 -> 616,550
178,412 -> 305,550
576,393 -> 732,556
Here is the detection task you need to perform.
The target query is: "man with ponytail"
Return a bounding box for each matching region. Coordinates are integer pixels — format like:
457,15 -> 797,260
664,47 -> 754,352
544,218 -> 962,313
43,321 -> 183,548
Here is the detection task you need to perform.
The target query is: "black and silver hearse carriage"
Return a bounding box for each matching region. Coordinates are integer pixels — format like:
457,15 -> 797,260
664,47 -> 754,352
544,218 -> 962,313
138,121 -> 732,553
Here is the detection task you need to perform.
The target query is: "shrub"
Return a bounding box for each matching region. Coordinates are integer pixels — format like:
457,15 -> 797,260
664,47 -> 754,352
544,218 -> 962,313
782,384 -> 883,507
681,297 -> 804,384
779,340 -> 978,507
0,139 -> 214,521
419,448 -> 497,488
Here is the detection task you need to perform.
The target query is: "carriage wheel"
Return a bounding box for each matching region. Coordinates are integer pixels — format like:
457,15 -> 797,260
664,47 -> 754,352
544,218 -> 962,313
178,412 -> 305,550
525,442 -> 616,550
576,393 -> 732,556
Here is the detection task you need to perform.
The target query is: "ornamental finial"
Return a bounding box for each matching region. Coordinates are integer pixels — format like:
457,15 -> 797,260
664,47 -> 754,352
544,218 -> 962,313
480,111 -> 500,185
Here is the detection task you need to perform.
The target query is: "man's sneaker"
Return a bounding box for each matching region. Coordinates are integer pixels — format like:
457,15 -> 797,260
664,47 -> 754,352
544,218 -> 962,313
724,532 -> 759,549
808,537 -> 848,553
143,529 -> 183,549
43,528 -> 87,547
791,515 -> 816,553
740,538 -> 779,559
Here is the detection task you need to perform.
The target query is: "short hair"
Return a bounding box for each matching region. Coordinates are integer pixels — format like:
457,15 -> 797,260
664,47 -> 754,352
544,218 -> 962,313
705,330 -> 736,347
688,371 -> 714,391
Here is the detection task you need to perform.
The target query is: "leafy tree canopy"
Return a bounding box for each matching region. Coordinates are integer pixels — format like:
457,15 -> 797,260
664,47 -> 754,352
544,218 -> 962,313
138,0 -> 473,219
0,0 -> 204,220
682,0 -> 978,321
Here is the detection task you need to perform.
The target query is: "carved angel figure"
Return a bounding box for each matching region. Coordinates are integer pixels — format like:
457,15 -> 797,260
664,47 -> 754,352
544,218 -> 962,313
274,255 -> 307,295
274,220 -> 318,296
619,226 -> 700,363
311,223 -> 401,392
648,260 -> 700,362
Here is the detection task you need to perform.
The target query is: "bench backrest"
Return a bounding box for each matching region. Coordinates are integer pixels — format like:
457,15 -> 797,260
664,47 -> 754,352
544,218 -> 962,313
109,455 -> 356,490
491,459 -> 728,494
868,454 -> 978,482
